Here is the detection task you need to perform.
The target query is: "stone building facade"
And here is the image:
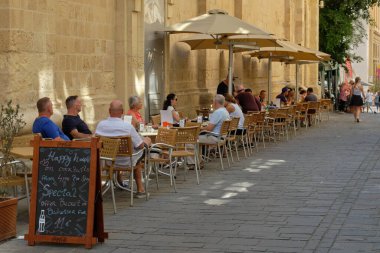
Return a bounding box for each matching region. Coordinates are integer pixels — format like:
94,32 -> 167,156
369,5 -> 380,88
0,0 -> 320,132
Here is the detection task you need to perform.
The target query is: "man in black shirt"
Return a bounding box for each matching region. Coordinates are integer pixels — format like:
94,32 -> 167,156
62,96 -> 92,140
217,75 -> 236,95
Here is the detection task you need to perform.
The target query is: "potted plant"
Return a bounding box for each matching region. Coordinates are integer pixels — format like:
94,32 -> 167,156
0,100 -> 26,241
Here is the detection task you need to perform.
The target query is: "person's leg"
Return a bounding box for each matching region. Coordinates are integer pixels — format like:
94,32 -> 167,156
134,163 -> 144,193
357,106 -> 361,121
338,99 -> 344,111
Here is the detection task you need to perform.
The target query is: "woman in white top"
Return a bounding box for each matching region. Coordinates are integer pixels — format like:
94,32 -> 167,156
224,94 -> 245,134
163,93 -> 180,123
349,76 -> 366,122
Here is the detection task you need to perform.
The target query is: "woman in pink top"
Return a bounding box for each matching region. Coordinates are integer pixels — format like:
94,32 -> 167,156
127,96 -> 145,129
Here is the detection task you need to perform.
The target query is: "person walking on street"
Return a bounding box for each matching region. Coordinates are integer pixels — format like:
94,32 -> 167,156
375,91 -> 380,113
364,89 -> 374,113
350,77 -> 366,122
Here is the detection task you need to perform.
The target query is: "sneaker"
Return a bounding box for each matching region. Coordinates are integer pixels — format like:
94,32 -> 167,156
135,192 -> 149,199
121,180 -> 130,188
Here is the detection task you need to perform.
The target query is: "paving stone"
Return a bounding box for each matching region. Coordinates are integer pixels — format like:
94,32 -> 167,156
2,113 -> 380,252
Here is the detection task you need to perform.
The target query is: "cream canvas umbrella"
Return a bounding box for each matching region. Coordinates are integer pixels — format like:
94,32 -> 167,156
164,9 -> 278,94
180,34 -> 280,50
250,39 -> 330,102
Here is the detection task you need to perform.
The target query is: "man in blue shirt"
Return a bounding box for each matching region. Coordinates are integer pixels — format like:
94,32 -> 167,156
32,97 -> 70,141
199,94 -> 230,143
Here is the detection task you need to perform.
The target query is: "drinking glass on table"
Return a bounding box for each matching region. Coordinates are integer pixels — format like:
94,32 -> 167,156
146,123 -> 153,132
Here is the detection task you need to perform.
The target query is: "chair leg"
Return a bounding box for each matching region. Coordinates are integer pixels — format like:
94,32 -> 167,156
196,145 -> 202,176
172,158 -> 178,192
110,176 -> 117,213
224,143 -> 230,168
234,140 -> 239,161
228,140 -> 234,163
194,152 -> 200,185
130,169 -> 134,207
241,135 -> 247,158
217,145 -> 224,170
144,158 -> 149,201
254,133 -> 258,152
155,163 -> 159,190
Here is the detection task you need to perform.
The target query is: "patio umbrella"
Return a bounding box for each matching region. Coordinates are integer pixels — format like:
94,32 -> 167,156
180,34 -> 280,51
249,39 -> 330,102
164,9 -> 278,94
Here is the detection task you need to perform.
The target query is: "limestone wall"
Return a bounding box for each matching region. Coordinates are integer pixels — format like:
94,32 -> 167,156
0,0 -> 320,132
0,0 -> 117,132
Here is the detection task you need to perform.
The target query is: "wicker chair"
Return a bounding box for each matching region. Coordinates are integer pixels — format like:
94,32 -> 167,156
169,126 -> 201,190
307,101 -> 320,127
240,113 -> 254,156
226,117 -> 240,162
151,114 -> 161,126
0,134 -> 35,213
319,99 -> 332,121
249,112 -> 265,152
99,137 -> 120,213
274,108 -> 290,141
147,128 -> 178,191
297,102 -> 309,129
201,120 -> 231,170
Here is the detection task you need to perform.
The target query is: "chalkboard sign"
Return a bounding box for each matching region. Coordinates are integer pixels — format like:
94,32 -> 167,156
35,147 -> 91,236
25,136 -> 105,248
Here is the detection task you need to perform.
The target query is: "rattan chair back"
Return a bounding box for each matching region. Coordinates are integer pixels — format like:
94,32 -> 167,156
151,114 -> 161,125
99,137 -> 120,160
156,127 -> 178,146
220,120 -> 231,137
228,117 -> 239,132
175,126 -> 199,145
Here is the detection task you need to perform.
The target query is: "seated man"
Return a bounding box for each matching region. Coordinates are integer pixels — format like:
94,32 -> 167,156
32,97 -> 69,140
62,95 -> 92,140
304,87 -> 318,126
95,99 -> 151,198
235,85 -> 261,113
304,87 -> 318,102
199,94 -> 230,144
276,87 -> 290,106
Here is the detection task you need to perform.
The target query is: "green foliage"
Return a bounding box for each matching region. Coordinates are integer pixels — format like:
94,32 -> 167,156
320,0 -> 380,65
0,100 -> 26,177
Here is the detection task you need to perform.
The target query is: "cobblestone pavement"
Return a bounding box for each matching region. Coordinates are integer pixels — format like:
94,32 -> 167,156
1,112 -> 380,253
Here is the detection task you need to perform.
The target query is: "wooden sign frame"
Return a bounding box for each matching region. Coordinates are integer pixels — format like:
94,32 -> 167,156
25,136 -> 103,249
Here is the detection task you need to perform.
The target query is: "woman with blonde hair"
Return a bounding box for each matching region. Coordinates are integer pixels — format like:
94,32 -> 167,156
350,77 -> 366,122
224,93 -> 245,134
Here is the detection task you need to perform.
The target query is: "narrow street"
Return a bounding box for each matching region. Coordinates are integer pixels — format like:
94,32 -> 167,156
2,112 -> 380,253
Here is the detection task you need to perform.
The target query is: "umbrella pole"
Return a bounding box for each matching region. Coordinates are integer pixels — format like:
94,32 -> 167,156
295,63 -> 299,102
228,43 -> 234,95
268,56 -> 272,103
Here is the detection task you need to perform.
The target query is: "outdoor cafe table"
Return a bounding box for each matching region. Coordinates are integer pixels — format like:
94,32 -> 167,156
9,146 -> 34,159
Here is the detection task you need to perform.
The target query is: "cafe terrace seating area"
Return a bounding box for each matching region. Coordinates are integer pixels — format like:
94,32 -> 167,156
0,99 -> 333,214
